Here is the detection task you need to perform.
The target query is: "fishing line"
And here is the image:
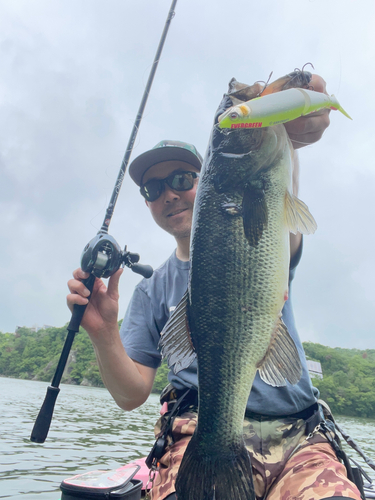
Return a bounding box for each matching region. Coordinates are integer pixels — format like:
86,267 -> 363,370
30,0 -> 179,444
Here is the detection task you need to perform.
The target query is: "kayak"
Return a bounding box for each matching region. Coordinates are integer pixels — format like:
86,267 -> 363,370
59,458 -> 154,500
59,457 -> 375,499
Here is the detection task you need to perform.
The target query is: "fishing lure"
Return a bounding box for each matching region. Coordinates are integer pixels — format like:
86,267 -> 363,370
218,87 -> 352,130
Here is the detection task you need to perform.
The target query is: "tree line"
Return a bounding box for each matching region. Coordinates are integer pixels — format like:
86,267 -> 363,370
1,325 -> 375,418
0,324 -> 168,393
303,341 -> 375,419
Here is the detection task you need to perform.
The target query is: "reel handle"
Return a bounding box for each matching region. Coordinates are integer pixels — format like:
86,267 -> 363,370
130,262 -> 153,279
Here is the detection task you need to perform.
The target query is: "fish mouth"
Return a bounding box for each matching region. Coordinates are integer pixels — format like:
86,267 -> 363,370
167,208 -> 188,217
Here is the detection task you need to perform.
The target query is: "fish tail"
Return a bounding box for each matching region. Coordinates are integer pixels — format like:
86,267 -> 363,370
330,94 -> 352,120
175,433 -> 255,500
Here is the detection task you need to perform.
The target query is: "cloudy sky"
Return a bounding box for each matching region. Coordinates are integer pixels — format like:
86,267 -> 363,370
0,0 -> 374,350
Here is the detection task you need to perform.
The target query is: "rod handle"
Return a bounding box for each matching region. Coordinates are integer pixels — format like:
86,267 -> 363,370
67,274 -> 96,332
30,386 -> 60,443
30,274 -> 95,443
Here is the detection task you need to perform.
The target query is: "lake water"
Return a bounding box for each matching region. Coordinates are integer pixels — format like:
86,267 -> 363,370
1,377 -> 375,499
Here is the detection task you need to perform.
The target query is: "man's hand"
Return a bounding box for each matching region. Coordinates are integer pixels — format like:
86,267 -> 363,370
67,267 -> 156,411
67,268 -> 123,346
285,74 -> 331,149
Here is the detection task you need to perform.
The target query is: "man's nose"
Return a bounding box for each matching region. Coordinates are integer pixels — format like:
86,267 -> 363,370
163,184 -> 180,203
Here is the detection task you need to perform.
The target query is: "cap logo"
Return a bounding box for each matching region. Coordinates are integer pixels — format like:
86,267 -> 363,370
153,140 -> 199,157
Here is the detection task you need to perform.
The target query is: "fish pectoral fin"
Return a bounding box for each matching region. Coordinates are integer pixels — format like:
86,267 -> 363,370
243,186 -> 268,247
257,318 -> 302,387
285,191 -> 317,235
159,290 -> 196,374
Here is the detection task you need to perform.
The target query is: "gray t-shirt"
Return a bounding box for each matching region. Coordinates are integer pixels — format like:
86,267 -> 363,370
120,244 -> 318,416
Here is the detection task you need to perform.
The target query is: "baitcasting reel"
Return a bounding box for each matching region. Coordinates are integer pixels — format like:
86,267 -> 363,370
81,233 -> 153,279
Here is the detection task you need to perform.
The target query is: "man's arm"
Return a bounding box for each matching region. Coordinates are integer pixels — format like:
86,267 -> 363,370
67,268 -> 156,411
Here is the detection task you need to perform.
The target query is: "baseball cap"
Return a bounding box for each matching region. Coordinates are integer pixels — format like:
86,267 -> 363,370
129,140 -> 203,186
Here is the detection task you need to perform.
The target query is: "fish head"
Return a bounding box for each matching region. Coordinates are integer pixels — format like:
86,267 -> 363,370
208,97 -> 290,192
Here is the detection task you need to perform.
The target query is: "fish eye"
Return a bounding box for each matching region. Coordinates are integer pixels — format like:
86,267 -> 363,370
230,112 -> 239,120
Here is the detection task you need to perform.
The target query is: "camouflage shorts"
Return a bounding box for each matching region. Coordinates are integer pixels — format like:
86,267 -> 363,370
150,410 -> 362,500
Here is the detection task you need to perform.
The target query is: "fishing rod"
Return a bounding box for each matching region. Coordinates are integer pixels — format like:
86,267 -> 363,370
30,0 -> 178,444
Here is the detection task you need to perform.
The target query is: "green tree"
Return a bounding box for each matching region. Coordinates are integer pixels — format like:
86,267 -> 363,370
304,342 -> 375,418
152,359 -> 169,393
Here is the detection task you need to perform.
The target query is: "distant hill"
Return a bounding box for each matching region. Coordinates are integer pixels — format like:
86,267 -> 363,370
1,326 -> 375,418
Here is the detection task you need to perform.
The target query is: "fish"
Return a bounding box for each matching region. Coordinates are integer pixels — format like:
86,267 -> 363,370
160,79 -> 318,500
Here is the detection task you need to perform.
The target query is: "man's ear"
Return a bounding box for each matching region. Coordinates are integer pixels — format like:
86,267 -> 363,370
145,199 -> 149,207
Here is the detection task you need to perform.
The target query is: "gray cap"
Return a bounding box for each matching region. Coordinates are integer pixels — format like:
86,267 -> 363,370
129,140 -> 203,186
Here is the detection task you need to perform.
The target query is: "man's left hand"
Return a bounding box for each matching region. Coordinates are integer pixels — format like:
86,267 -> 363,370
285,74 -> 331,149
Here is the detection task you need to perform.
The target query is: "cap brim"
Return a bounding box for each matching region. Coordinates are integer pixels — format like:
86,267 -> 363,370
129,147 -> 202,186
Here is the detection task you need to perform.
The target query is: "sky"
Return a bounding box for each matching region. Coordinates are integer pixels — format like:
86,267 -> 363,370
0,0 -> 374,349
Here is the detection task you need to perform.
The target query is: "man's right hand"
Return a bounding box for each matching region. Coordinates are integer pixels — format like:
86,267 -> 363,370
67,267 -> 156,411
67,268 -> 123,347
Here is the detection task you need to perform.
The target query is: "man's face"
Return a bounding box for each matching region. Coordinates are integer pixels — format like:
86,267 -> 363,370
142,160 -> 200,240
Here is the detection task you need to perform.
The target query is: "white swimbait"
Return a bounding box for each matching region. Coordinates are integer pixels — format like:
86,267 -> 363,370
218,87 -> 351,129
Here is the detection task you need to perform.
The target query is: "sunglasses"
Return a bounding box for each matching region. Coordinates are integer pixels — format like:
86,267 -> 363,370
140,171 -> 199,202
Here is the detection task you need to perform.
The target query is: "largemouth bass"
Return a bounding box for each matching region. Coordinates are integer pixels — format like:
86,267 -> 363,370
160,80 -> 317,500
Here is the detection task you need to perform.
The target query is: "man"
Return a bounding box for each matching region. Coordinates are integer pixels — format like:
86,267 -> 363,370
67,75 -> 361,500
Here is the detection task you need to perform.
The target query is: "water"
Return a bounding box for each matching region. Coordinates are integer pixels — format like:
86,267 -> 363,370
1,378 -> 160,499
1,378 -> 375,499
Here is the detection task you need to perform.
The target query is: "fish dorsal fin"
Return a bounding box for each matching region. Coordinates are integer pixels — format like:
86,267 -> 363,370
159,291 -> 196,374
285,191 -> 317,235
257,318 -> 302,387
243,186 -> 268,247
